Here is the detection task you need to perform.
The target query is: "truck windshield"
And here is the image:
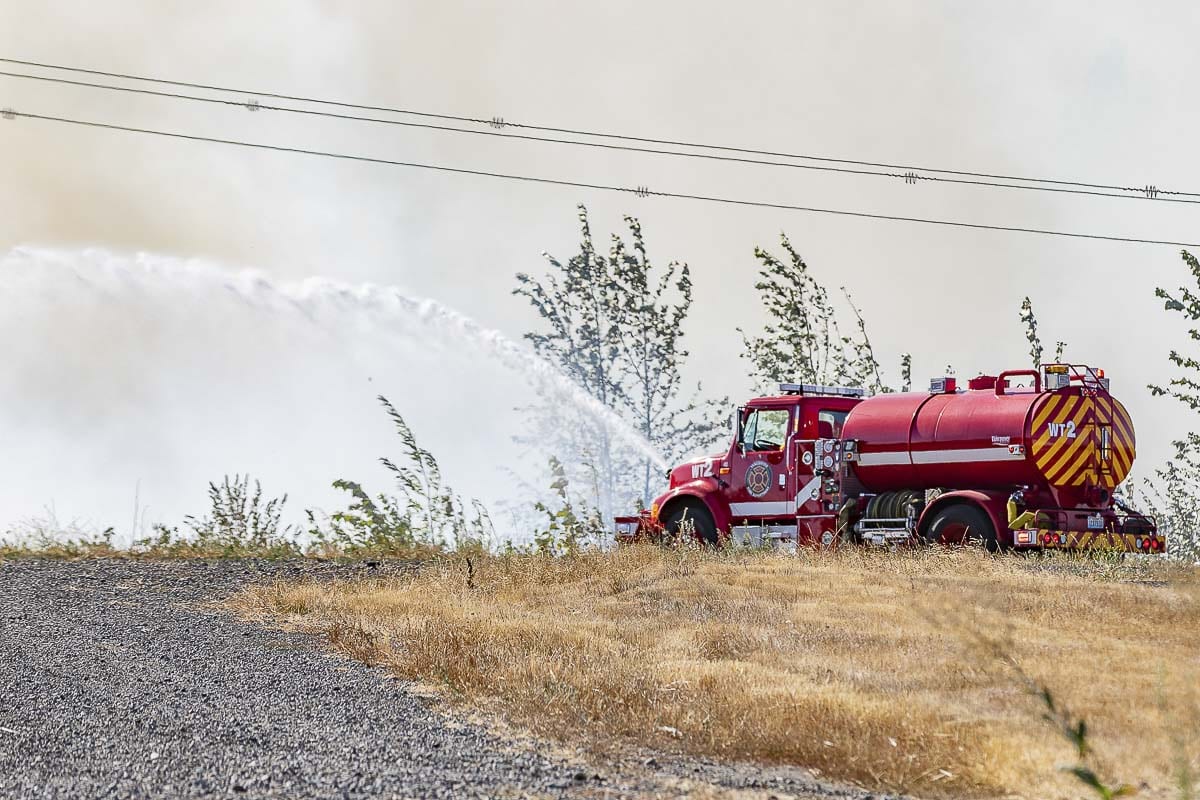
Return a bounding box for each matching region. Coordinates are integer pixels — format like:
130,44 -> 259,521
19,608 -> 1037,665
742,408 -> 789,451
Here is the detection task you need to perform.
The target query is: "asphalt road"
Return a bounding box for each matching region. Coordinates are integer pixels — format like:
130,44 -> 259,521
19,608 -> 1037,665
0,558 -> 899,800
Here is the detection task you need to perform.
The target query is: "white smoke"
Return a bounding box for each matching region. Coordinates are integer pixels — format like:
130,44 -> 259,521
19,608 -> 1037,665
0,246 -> 665,540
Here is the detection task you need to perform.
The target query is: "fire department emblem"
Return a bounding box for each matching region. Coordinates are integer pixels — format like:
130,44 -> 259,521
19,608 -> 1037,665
745,461 -> 772,498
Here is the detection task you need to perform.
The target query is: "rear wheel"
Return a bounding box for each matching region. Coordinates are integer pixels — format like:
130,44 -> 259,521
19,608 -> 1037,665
924,504 -> 998,553
662,502 -> 718,546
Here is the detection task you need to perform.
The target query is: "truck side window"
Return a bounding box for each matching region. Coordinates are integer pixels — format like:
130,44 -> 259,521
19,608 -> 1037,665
742,409 -> 789,451
818,409 -> 848,439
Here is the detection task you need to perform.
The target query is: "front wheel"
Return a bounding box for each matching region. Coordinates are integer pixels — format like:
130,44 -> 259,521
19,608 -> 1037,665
661,503 -> 718,546
924,504 -> 998,553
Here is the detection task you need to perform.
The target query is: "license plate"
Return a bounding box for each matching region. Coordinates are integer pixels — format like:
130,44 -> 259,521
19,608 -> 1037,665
1087,514 -> 1105,530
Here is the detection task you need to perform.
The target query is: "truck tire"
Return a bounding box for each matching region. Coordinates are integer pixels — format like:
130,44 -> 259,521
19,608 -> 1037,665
662,502 -> 719,546
924,504 -> 998,553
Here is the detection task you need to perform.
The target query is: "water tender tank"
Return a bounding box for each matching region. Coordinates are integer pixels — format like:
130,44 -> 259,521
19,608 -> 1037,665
841,372 -> 1136,502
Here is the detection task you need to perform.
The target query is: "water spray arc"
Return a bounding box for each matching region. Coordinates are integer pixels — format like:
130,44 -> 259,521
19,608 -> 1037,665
0,246 -> 669,473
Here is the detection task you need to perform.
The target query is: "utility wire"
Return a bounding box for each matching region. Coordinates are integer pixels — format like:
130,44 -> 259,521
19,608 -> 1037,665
1,68 -> 1197,207
4,108 -> 1197,248
4,67 -> 1195,208
1,55 -> 1194,202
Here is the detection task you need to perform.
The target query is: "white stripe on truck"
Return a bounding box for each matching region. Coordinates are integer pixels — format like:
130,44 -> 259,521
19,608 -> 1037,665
858,447 -> 1024,466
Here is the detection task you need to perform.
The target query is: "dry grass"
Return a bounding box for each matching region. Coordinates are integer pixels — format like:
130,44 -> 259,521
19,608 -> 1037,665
231,547 -> 1200,799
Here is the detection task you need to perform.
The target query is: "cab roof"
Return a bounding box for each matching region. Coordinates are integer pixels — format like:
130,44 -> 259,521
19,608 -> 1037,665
747,394 -> 863,409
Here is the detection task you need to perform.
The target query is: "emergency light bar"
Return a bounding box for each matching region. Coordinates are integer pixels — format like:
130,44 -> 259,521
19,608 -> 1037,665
778,383 -> 866,398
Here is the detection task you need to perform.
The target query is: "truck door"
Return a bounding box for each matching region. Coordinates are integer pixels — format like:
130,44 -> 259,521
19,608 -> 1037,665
726,406 -> 793,524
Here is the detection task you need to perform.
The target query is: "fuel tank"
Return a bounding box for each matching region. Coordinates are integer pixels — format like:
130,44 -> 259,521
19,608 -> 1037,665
841,373 -> 1135,505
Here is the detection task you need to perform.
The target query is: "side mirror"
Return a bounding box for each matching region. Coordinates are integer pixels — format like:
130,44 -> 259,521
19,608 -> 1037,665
734,407 -> 746,453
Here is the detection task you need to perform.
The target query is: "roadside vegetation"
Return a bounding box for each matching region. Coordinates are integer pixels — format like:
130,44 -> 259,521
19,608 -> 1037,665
0,394 -> 595,562
231,545 -> 1199,799
5,216 -> 1200,800
0,477 -> 306,560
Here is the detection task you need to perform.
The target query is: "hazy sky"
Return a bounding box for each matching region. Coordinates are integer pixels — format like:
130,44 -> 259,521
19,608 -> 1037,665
1,2 -> 1198,535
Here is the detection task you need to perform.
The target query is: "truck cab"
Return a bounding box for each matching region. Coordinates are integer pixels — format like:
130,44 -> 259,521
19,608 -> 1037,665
616,384 -> 863,549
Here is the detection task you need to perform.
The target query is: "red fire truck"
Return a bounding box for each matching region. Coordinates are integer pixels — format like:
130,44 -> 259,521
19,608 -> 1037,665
615,364 -> 1163,553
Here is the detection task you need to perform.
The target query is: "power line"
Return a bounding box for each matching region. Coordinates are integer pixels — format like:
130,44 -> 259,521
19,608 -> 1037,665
1,68 -> 1197,207
1,55 -> 1194,203
4,107 -> 1197,248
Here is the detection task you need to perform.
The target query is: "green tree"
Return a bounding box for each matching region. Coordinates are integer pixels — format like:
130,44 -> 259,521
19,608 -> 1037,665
1145,249 -> 1200,560
609,215 -> 725,502
1132,436 -> 1200,563
514,205 -> 723,515
1020,296 -> 1066,369
899,353 -> 913,392
515,206 -> 626,412
739,234 -> 884,392
1152,250 -> 1200,410
515,206 -> 625,517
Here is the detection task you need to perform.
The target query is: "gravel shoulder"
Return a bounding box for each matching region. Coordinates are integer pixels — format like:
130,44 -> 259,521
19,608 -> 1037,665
0,558 -> 901,799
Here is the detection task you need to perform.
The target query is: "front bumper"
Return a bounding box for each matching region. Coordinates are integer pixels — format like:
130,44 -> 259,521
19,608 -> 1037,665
614,513 -> 660,543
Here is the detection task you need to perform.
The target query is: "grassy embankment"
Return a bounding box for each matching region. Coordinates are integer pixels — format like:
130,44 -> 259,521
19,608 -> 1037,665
232,546 -> 1199,800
